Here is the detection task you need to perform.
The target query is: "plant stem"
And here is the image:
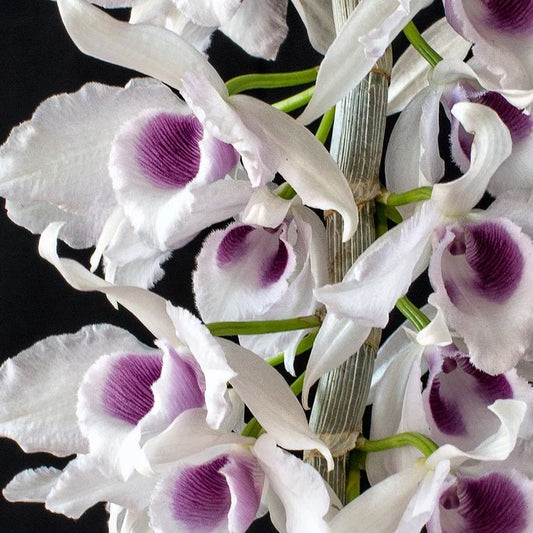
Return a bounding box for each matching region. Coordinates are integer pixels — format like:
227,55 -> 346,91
377,186 -> 432,206
403,21 -> 443,68
356,432 -> 439,458
272,86 -> 314,113
225,67 -> 318,95
266,329 -> 318,366
395,296 -> 431,331
206,315 -> 321,337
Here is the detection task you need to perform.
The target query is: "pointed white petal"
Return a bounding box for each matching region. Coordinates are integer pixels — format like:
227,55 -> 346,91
57,0 -> 226,95
291,0 -> 335,54
173,0 -> 242,26
298,0 -> 432,124
3,467 -> 62,504
253,434 -> 330,533
218,338 -> 333,469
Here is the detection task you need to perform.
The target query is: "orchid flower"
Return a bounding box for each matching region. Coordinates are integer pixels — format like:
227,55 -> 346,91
0,77 -> 252,288
298,0 -> 434,125
386,59 -> 533,198
56,0 -> 359,242
444,0 -> 533,91
193,190 -> 327,374
330,399 -> 533,532
302,100 -> 513,406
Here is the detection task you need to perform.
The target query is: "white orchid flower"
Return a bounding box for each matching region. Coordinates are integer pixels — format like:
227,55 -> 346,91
302,100 -> 513,406
0,77 -> 253,288
330,399 -> 531,532
56,0 -> 359,242
194,191 -> 327,374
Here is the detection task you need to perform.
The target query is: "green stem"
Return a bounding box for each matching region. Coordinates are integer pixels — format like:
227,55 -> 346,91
346,450 -> 367,502
375,203 -> 389,238
277,182 -> 297,200
356,432 -> 439,458
226,67 -> 318,95
242,371 -> 306,438
206,315 -> 321,337
395,296 -> 431,332
377,186 -> 432,206
384,205 -> 403,224
266,329 -> 318,367
272,86 -> 314,113
403,21 -> 443,68
315,106 -> 336,145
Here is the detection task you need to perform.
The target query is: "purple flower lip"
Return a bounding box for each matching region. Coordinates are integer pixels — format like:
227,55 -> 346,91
482,0 -> 533,34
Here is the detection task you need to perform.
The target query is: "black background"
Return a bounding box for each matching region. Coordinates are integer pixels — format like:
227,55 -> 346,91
0,1 -> 442,531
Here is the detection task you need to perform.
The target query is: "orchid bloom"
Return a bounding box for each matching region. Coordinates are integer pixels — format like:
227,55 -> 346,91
92,0 -> 335,59
444,0 -> 533,91
0,77 -> 252,288
193,189 -> 327,373
1,278 -> 334,530
331,398 -> 532,532
302,100 -> 513,406
56,0 -> 359,242
386,59 -> 533,198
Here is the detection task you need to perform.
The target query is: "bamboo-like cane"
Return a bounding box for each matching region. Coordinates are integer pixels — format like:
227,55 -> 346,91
304,0 -> 392,502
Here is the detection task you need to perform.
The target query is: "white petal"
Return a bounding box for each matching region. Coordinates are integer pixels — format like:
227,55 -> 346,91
173,0 -> 242,26
253,434 -> 330,533
57,0 -> 226,95
298,0 -> 432,124
241,186 -> 294,229
329,462 -> 431,532
3,467 -> 62,504
230,94 -> 359,241
388,17 -> 471,115
432,102 -> 512,216
302,313 -> 371,410
0,324 -> 142,456
220,0 -> 289,60
291,0 -> 335,54
218,338 -> 334,470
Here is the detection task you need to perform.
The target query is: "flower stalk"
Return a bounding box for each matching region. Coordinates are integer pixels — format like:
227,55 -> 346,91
304,0 -> 392,503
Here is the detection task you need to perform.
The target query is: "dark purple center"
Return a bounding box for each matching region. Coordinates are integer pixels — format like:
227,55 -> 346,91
216,225 -> 254,267
102,354 -> 162,425
137,114 -> 203,189
463,221 -> 524,302
172,456 -> 231,530
429,371 -> 467,436
260,240 -> 289,287
481,0 -> 533,33
440,473 -> 528,533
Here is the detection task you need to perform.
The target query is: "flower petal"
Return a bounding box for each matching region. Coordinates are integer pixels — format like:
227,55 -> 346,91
57,0 -> 226,95
173,0 -> 242,26
432,101 -> 513,216
298,0 -> 432,125
0,324 -> 144,456
291,0 -> 335,53
253,434 -> 330,533
218,338 -> 333,469
219,0 -> 289,60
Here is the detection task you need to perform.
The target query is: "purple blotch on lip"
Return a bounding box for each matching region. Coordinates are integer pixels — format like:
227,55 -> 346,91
482,0 -> 533,34
216,225 -> 254,267
464,221 -> 524,303
137,114 -> 203,189
260,240 -> 289,287
429,369 -> 467,436
439,473 -> 528,533
102,353 -> 162,425
172,456 -> 231,530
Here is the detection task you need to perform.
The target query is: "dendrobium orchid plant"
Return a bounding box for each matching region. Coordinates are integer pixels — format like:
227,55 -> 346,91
2,0 -> 533,531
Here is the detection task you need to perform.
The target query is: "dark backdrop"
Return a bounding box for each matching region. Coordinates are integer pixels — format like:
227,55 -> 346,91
0,1 -> 442,531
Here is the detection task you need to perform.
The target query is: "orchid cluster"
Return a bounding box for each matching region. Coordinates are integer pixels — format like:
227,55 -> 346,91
1,0 -> 533,531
